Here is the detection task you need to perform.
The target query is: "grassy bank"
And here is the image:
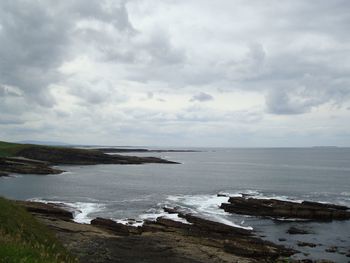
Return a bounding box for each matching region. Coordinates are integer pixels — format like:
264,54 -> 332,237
0,141 -> 30,157
0,197 -> 77,263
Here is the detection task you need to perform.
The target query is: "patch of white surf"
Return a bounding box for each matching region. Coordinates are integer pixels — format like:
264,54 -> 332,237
27,198 -> 105,224
219,189 -> 304,203
165,194 -> 253,230
139,208 -> 192,225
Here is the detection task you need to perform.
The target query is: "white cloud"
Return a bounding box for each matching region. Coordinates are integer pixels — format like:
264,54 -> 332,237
0,0 -> 350,146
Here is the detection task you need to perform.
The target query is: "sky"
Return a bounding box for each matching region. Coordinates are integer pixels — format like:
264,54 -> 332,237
0,0 -> 350,147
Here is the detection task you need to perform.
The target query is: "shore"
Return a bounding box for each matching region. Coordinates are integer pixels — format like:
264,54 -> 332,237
0,141 -> 178,176
17,200 -> 297,263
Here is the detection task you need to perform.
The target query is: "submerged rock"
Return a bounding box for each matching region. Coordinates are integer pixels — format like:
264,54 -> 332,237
220,197 -> 350,220
0,171 -> 9,177
297,241 -> 317,248
287,226 -> 312,235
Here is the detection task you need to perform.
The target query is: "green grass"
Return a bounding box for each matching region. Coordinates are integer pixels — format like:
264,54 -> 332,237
0,197 -> 77,263
0,141 -> 30,157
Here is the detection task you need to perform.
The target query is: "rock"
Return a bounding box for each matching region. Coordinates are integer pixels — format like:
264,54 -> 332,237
220,197 -> 350,220
156,217 -> 190,229
325,246 -> 338,253
278,238 -> 286,242
0,171 -> 9,177
163,206 -> 182,214
0,157 -> 63,175
182,213 -> 252,236
301,201 -> 349,211
16,146 -> 178,165
287,226 -> 311,235
91,217 -> 141,235
217,193 -> 228,197
297,241 -> 317,248
17,200 -> 73,220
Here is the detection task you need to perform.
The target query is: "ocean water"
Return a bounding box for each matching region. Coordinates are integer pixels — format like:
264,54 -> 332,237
1,148 -> 350,261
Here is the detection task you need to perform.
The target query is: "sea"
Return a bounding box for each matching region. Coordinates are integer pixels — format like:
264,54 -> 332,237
1,147 -> 350,261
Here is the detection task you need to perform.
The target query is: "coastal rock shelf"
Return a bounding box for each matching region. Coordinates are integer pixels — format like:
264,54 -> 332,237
0,142 -> 178,175
19,201 -> 296,263
220,197 -> 350,220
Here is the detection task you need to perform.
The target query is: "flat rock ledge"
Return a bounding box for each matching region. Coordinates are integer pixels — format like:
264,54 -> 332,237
220,197 -> 350,220
18,201 -> 297,263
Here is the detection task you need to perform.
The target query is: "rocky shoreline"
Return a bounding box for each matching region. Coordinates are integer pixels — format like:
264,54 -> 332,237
0,145 -> 178,175
8,195 -> 349,262
17,200 -> 299,263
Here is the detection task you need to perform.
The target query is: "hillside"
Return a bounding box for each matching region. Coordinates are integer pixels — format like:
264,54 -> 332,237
0,197 -> 76,263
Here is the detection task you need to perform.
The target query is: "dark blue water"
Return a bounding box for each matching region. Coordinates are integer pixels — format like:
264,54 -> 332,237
1,148 -> 349,261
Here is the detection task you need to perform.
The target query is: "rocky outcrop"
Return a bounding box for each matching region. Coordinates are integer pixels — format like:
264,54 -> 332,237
1,145 -> 178,176
91,217 -> 141,235
287,226 -> 311,235
16,146 -> 178,165
0,157 -> 64,175
0,171 -> 9,177
16,200 -> 74,220
14,200 -> 301,262
220,197 -> 350,220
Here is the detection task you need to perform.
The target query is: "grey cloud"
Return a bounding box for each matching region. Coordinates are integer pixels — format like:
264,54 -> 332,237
266,89 -> 311,115
0,0 -> 133,109
0,85 -> 21,97
190,92 -> 214,102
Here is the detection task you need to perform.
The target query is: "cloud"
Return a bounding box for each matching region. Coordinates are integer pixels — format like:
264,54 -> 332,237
1,0 -> 350,146
190,92 -> 214,102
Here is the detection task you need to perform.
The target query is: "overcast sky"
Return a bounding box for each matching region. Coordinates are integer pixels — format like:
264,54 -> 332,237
1,0 -> 350,147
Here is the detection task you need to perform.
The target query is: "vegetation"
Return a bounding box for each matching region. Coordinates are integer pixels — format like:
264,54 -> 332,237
0,197 -> 77,263
0,141 -> 30,157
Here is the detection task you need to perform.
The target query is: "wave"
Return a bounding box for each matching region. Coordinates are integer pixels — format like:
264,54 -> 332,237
27,198 -> 105,224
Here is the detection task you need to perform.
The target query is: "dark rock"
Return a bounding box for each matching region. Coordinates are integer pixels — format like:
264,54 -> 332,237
17,200 -> 73,220
325,246 -> 338,253
217,193 -> 228,197
0,157 -> 63,175
182,213 -> 252,236
297,259 -> 313,263
297,241 -> 317,248
302,201 -> 349,211
16,146 -> 178,165
91,217 -> 141,235
287,226 -> 311,235
220,197 -> 350,220
278,238 -> 286,242
0,171 -> 9,177
163,206 -> 183,214
156,217 -> 190,229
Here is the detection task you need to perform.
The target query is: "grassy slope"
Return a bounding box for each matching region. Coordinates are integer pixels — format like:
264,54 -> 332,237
0,141 -> 31,157
0,197 -> 77,263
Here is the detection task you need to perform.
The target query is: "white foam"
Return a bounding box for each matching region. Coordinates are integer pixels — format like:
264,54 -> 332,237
27,198 -> 104,224
139,210 -> 192,225
114,219 -> 144,227
220,189 -> 304,203
165,194 -> 253,230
